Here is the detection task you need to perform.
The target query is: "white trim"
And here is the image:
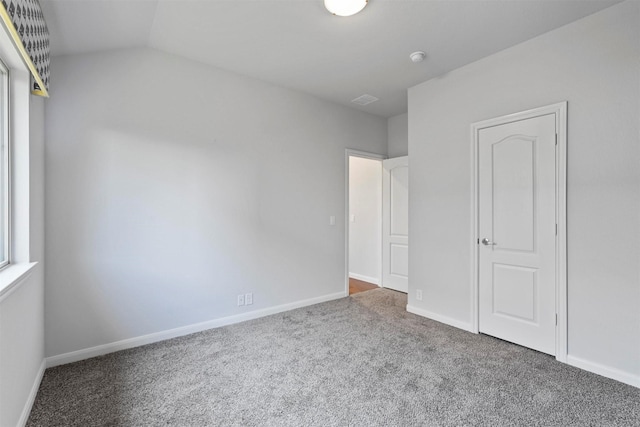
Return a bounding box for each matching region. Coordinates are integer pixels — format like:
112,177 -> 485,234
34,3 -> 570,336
406,305 -> 474,333
567,355 -> 640,389
0,23 -> 32,267
470,117 -> 479,333
348,272 -> 380,286
17,359 -> 45,427
46,291 -> 345,368
345,149 -> 387,162
0,56 -> 8,269
554,104 -> 568,362
0,261 -> 35,302
344,149 -> 386,297
470,102 -> 568,362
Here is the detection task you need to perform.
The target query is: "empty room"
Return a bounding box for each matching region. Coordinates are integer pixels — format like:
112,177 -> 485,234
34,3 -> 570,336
0,0 -> 639,425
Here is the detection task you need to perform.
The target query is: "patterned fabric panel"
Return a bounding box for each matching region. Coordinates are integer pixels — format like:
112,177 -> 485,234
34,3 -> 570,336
1,0 -> 49,94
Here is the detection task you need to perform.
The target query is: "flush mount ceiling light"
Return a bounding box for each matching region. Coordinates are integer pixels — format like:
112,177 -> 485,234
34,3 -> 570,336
410,51 -> 427,63
324,0 -> 368,17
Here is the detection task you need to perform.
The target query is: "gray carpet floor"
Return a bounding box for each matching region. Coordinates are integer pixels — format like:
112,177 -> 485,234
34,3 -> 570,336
28,289 -> 640,426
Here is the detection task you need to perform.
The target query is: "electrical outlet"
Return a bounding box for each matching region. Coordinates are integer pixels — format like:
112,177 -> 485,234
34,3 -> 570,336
237,294 -> 245,306
416,289 -> 423,301
245,293 -> 253,305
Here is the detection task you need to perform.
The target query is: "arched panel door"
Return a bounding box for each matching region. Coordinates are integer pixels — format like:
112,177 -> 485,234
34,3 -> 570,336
382,156 -> 408,293
478,114 -> 556,355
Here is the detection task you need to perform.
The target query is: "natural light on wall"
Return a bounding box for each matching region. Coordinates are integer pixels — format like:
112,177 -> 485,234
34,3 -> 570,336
324,0 -> 368,17
0,0 -> 50,96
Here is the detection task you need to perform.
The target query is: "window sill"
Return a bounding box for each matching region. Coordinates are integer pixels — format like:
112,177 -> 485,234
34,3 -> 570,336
0,262 -> 37,302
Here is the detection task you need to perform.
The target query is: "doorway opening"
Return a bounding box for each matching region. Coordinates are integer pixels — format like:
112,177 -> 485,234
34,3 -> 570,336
346,151 -> 384,295
345,150 -> 409,296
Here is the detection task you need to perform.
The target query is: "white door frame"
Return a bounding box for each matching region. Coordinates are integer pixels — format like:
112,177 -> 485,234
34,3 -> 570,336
470,102 -> 568,362
344,149 -> 386,297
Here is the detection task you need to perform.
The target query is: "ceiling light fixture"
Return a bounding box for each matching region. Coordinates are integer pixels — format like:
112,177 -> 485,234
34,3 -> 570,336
324,0 -> 368,17
410,51 -> 426,63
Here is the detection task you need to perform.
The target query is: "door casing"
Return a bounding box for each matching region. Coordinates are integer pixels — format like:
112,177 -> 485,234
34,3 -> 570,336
471,102 -> 567,362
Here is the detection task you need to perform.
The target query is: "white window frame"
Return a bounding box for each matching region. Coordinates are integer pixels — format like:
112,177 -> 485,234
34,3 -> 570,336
0,22 -> 36,298
0,56 -> 9,270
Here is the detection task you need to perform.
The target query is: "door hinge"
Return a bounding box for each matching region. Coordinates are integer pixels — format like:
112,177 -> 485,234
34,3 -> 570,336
555,314 -> 558,326
555,133 -> 558,145
555,224 -> 558,235
477,238 -> 480,244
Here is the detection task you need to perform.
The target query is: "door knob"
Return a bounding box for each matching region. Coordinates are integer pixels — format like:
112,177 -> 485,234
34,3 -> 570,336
481,238 -> 497,246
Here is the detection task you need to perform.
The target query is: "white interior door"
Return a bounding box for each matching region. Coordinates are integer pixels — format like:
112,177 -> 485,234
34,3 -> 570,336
478,114 -> 556,355
382,156 -> 408,293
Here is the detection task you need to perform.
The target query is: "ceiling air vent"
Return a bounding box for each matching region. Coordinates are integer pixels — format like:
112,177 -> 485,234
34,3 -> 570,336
351,94 -> 379,106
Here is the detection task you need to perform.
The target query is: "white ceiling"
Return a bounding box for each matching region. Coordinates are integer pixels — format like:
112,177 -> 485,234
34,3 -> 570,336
39,0 -> 621,118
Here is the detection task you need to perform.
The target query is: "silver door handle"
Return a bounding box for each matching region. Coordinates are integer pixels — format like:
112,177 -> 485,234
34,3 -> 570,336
481,238 -> 497,246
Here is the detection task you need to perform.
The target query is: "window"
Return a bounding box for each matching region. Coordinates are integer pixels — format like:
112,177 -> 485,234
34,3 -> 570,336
0,57 -> 7,269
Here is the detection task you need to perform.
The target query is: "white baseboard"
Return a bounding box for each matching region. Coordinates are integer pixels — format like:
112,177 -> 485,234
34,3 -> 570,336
406,305 -> 474,333
404,307 -> 639,389
18,359 -> 45,427
46,291 -> 345,368
348,273 -> 380,285
566,355 -> 640,389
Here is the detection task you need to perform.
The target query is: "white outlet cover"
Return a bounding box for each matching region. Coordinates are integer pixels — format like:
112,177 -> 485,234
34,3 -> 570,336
329,216 -> 336,226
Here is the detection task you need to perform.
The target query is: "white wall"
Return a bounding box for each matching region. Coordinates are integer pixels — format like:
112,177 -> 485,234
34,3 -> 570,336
0,97 -> 46,426
387,113 -> 408,158
348,156 -> 382,284
408,1 -> 639,386
44,48 -> 387,359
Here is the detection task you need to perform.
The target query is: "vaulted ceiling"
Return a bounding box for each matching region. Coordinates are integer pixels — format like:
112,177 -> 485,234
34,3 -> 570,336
39,0 -> 621,117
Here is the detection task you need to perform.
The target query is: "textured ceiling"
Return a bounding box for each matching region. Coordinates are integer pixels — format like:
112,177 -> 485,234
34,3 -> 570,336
39,0 -> 621,118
